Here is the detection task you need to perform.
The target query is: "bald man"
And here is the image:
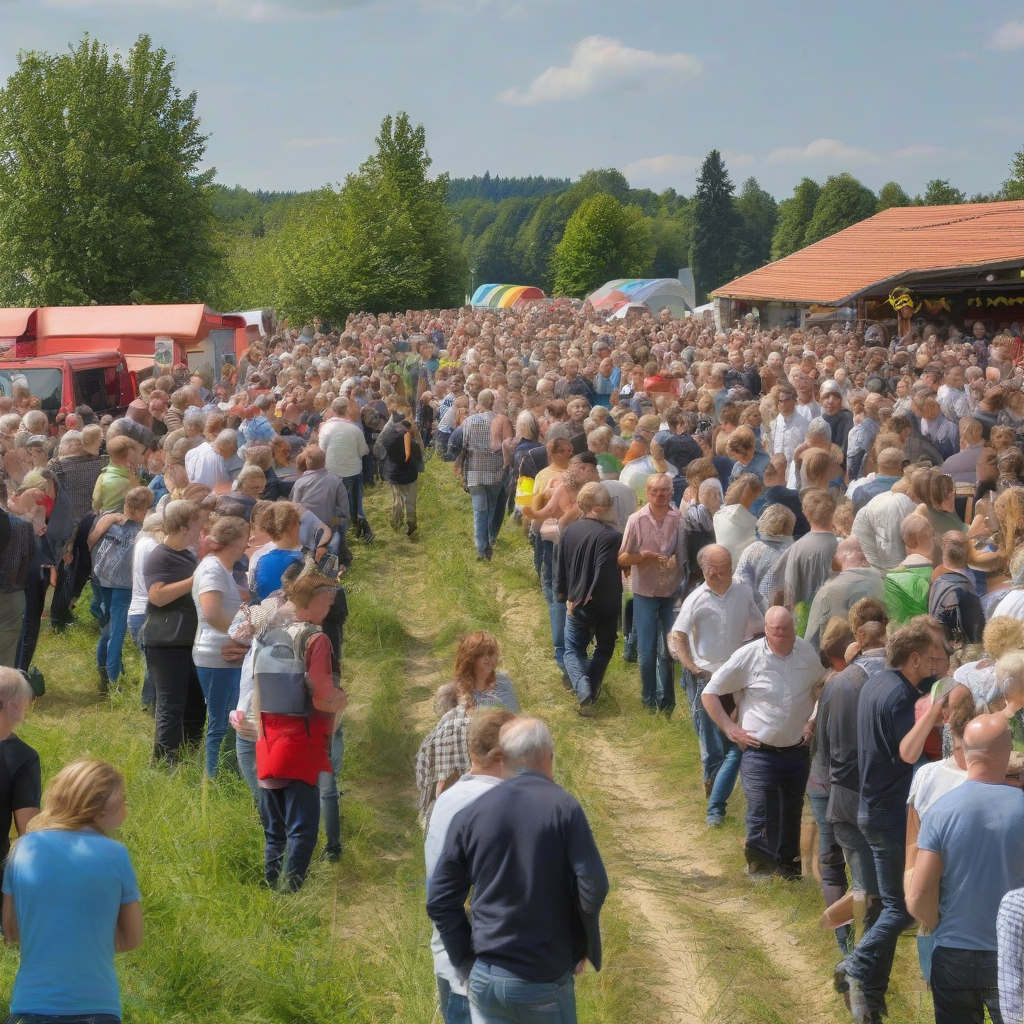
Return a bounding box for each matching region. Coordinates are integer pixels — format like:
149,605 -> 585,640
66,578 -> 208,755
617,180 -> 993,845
804,537 -> 884,653
908,715 -> 1024,1024
702,607 -> 826,878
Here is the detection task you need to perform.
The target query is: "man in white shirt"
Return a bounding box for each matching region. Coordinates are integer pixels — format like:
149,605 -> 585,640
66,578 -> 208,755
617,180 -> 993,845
772,384 -> 809,473
323,399 -> 372,541
669,545 -> 765,826
852,482 -> 917,572
184,430 -> 236,490
424,709 -> 515,1024
702,607 -> 825,878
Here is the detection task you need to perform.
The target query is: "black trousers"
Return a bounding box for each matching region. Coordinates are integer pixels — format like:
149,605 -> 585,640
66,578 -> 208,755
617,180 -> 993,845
149,646 -> 207,763
17,569 -> 49,672
930,946 -> 1002,1024
50,513 -> 94,626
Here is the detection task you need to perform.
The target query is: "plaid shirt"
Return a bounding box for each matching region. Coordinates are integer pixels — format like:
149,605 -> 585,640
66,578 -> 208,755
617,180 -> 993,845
0,512 -> 34,594
414,705 -> 470,813
51,454 -> 104,522
461,411 -> 505,487
998,887 -> 1024,1024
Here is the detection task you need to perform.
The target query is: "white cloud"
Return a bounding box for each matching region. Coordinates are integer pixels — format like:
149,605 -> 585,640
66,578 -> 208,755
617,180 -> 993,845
284,136 -> 342,150
991,19 -> 1024,50
891,143 -> 943,160
767,138 -> 877,164
497,35 -> 701,106
38,0 -> 368,19
722,149 -> 755,168
623,154 -> 700,180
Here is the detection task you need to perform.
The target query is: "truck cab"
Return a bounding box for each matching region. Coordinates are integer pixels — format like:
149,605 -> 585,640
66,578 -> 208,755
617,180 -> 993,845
0,305 -> 249,420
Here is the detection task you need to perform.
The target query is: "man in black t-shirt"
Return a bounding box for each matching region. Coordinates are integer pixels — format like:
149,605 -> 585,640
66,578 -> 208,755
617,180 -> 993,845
555,483 -> 623,716
0,669 -> 41,891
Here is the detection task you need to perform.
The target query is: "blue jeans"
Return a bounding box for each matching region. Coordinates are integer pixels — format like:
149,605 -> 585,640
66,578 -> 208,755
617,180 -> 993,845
93,585 -> 131,682
562,609 -> 617,703
257,780 -> 320,890
632,594 -> 676,710
5,1016 -> 121,1024
807,790 -> 851,952
682,669 -> 731,785
437,977 -> 472,1024
342,473 -> 367,527
237,734 -> 258,803
127,613 -> 154,709
317,727 -> 345,855
196,666 -> 241,778
739,746 -> 809,872
930,946 -> 1003,1024
470,482 -> 505,557
468,962 -> 577,1023
706,745 -> 742,821
832,817 -> 879,899
844,816 -> 914,1012
539,541 -> 565,670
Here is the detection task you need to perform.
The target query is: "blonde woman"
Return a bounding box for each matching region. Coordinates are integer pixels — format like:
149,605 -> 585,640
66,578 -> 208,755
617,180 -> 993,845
2,759 -> 141,1023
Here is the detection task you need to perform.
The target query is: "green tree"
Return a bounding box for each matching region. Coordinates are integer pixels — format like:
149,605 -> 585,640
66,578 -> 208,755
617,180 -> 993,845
649,214 -> 692,279
0,34 -> 218,305
916,179 -> 966,205
552,193 -> 653,297
733,177 -> 778,276
1003,144 -> 1024,200
771,178 -> 820,260
803,173 -> 876,246
876,181 -> 911,212
472,197 -> 535,283
688,150 -> 739,300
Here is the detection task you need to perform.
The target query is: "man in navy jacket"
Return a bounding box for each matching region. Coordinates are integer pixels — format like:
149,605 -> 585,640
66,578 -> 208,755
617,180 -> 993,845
426,717 -> 608,1023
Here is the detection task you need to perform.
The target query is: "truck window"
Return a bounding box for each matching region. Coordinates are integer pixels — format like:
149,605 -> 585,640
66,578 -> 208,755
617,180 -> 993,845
75,368 -> 110,411
0,369 -> 63,415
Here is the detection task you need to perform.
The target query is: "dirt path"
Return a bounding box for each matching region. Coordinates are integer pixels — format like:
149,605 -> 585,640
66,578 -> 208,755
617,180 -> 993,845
385,501 -> 842,1024
491,579 -> 840,1024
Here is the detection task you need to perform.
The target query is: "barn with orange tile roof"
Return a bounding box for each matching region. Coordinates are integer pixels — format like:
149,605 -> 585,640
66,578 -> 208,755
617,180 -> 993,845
712,200 -> 1024,329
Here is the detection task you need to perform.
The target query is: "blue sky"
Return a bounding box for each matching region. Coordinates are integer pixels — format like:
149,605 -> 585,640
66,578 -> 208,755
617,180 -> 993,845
3,0 -> 1024,199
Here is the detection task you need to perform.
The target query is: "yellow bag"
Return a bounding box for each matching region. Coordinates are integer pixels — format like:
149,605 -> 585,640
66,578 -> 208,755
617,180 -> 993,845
514,476 -> 535,507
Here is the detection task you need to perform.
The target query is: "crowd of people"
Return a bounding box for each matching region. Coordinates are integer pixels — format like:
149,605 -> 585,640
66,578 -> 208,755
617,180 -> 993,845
3,300 -> 1024,1022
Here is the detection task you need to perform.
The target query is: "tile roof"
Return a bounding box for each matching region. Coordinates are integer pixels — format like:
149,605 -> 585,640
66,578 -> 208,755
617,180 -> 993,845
713,200 -> 1024,305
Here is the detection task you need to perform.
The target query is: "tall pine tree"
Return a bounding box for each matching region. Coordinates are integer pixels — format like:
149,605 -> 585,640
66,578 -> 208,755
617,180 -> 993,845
688,150 -> 739,301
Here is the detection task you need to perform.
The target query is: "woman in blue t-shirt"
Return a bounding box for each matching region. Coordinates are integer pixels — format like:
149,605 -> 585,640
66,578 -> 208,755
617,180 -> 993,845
250,502 -> 304,604
2,758 -> 142,1024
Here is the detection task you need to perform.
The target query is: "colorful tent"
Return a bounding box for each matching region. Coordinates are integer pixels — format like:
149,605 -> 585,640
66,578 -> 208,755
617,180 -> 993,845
471,284 -> 546,309
586,279 -> 694,319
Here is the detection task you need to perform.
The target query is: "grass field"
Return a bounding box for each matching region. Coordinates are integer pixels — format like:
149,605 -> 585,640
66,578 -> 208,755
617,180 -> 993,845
3,461 -> 935,1023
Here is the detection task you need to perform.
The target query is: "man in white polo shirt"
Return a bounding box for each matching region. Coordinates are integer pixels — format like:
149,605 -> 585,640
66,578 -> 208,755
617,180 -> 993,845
702,606 -> 825,878
669,544 -> 765,826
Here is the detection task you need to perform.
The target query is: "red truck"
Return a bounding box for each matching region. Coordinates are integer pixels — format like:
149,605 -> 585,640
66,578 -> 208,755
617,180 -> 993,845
0,304 -> 251,419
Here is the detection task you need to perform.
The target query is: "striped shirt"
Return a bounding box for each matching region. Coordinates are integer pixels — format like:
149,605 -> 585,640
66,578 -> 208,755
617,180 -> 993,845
619,504 -> 687,598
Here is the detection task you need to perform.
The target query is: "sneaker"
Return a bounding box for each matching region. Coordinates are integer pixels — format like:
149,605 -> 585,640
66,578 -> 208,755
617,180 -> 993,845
560,672 -> 574,692
318,847 -> 341,864
577,700 -> 596,718
706,814 -> 724,828
97,666 -> 109,695
407,523 -> 418,538
622,640 -> 637,663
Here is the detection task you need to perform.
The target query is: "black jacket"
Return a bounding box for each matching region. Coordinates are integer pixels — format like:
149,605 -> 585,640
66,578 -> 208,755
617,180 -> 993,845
427,770 -> 608,981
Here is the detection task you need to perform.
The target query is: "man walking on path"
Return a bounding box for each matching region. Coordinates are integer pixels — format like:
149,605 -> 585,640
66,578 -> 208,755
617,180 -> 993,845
556,483 -> 623,716
456,389 -> 505,561
427,718 -> 608,1024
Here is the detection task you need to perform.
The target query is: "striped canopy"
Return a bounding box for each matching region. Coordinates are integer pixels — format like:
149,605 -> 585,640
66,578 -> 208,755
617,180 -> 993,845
587,279 -> 693,318
471,284 -> 546,309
